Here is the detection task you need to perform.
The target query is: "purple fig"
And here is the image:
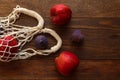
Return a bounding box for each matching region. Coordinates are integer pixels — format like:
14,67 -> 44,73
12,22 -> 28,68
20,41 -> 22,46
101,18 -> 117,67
34,35 -> 48,49
71,30 -> 84,43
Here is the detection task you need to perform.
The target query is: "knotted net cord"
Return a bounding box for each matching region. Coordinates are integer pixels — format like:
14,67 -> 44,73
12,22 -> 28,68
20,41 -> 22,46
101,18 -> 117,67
0,5 -> 62,62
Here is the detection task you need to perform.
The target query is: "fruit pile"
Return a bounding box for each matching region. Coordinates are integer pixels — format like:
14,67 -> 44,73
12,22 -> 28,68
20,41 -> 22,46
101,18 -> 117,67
34,4 -> 84,76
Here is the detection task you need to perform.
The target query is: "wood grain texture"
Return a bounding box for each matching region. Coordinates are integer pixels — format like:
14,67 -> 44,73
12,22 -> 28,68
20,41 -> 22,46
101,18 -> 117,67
0,60 -> 120,80
0,0 -> 120,80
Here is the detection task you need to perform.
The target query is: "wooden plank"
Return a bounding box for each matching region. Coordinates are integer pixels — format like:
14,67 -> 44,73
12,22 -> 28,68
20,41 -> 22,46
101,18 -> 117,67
14,15 -> 120,60
0,0 -> 120,17
48,28 -> 120,60
20,29 -> 120,60
48,17 -> 120,30
46,60 -> 120,80
0,60 -> 120,80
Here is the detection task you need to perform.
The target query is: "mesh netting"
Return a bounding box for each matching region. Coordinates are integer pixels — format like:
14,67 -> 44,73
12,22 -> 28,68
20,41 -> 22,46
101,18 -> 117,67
0,35 -> 18,62
0,5 -> 62,62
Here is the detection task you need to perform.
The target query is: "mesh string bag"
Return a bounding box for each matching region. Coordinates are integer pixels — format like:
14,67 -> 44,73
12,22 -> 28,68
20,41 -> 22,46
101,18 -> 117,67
0,5 -> 62,62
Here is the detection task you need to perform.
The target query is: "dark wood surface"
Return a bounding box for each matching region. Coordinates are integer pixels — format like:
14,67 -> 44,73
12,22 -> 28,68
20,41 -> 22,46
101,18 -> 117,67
0,0 -> 120,80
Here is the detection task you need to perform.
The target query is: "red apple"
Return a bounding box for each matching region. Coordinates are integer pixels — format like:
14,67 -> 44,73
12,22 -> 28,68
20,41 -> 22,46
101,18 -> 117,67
0,35 -> 18,62
50,4 -> 72,25
55,51 -> 79,76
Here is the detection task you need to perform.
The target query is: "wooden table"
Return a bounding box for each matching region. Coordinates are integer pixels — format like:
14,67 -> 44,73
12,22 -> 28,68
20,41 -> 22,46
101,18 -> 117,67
0,0 -> 120,80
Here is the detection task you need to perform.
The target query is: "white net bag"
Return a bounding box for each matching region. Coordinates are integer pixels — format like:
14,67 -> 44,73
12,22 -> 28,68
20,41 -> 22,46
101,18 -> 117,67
0,5 -> 62,62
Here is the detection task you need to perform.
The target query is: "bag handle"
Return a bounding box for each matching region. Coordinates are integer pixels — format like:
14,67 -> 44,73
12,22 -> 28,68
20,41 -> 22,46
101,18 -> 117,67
0,5 -> 62,61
